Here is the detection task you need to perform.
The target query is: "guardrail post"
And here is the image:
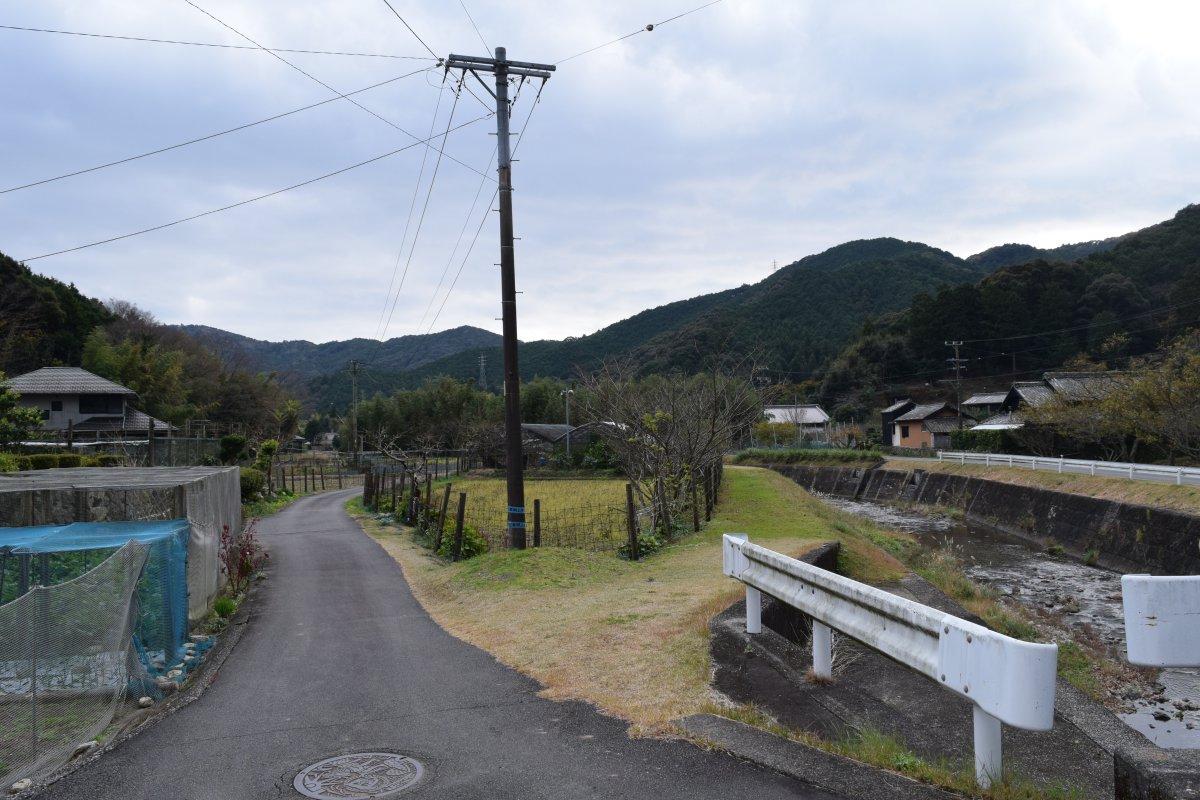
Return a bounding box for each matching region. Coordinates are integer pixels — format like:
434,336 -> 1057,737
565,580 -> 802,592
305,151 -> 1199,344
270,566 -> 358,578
745,587 -> 762,634
973,706 -> 1002,789
811,620 -> 832,679
1129,464 -> 1134,479
1179,467 -> 1185,486
1057,456 -> 1063,473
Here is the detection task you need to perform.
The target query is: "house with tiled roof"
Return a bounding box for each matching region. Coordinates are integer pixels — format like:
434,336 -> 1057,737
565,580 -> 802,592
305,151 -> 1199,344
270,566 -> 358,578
2,366 -> 173,439
892,401 -> 966,449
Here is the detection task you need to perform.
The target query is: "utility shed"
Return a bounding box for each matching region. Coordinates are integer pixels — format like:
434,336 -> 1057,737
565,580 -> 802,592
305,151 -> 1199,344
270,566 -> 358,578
0,467 -> 240,621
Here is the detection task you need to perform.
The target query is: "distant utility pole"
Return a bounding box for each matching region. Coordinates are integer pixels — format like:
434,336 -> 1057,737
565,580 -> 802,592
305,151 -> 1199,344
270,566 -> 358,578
446,47 -> 555,550
945,341 -> 967,430
349,360 -> 362,466
561,388 -> 574,460
478,352 -> 487,391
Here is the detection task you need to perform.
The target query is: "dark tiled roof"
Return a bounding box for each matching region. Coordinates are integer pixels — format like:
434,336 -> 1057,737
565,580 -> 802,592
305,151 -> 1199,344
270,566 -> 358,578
1044,372 -> 1121,401
74,409 -> 173,432
520,423 -> 573,442
4,367 -> 136,396
923,417 -> 971,433
881,399 -> 913,414
764,405 -> 830,424
973,412 -> 1025,430
896,402 -> 949,422
963,392 -> 1007,406
1010,382 -> 1055,407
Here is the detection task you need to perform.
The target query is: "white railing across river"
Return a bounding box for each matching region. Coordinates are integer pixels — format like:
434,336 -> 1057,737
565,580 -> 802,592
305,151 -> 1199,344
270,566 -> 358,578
722,534 -> 1058,788
937,451 -> 1200,486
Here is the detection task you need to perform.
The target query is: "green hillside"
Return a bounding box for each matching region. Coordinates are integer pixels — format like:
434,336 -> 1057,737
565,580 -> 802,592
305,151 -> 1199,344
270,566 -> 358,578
820,203 -> 1200,416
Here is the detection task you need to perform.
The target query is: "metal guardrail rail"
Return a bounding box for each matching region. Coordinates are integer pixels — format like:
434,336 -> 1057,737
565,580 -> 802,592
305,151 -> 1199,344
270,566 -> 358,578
937,450 -> 1200,486
1121,575 -> 1200,667
722,533 -> 1058,788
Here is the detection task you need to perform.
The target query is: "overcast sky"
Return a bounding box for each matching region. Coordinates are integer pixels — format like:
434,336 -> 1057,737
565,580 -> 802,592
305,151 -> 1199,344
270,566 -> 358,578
2,1 -> 1199,344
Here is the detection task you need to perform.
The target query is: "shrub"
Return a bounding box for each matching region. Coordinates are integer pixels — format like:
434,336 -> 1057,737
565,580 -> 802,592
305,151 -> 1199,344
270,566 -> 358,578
435,523 -> 488,560
731,447 -> 884,465
0,453 -> 18,472
219,523 -> 269,594
14,455 -> 31,470
239,467 -> 266,501
57,454 -> 83,468
28,453 -> 61,470
94,454 -> 125,467
253,439 -> 278,472
213,597 -> 237,618
219,434 -> 247,465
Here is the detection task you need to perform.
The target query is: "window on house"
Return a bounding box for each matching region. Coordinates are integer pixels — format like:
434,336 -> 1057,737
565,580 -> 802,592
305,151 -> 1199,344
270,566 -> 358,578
50,400 -> 63,412
900,425 -> 910,438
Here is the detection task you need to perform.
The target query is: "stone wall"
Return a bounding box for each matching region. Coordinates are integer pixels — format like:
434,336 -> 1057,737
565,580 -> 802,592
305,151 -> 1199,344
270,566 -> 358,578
766,464 -> 1200,576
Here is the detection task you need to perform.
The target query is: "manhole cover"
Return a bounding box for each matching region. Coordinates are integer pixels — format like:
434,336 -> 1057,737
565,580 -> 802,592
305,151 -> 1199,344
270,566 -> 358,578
294,752 -> 424,799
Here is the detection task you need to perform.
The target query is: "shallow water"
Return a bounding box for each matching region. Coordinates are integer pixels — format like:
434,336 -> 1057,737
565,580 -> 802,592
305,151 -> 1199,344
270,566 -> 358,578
816,493 -> 1200,749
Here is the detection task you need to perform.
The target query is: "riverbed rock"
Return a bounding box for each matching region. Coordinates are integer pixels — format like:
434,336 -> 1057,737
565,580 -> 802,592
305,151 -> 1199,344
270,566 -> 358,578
138,696 -> 154,708
70,741 -> 97,759
10,778 -> 33,793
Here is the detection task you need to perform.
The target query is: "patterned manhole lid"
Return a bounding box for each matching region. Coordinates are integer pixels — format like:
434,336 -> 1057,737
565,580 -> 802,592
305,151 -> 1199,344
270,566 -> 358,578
294,752 -> 424,799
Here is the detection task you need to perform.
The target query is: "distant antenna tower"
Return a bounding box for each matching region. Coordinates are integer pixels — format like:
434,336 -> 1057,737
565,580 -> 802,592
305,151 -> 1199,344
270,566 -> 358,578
478,353 -> 488,391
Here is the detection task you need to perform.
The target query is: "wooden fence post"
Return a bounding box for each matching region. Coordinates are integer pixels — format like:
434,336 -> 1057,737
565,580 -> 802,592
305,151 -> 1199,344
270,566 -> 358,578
704,468 -> 714,521
424,474 -> 432,526
453,491 -> 467,561
533,499 -> 541,547
625,483 -> 640,561
391,475 -> 398,514
320,467 -> 326,491
435,483 -> 452,551
303,467 -> 309,494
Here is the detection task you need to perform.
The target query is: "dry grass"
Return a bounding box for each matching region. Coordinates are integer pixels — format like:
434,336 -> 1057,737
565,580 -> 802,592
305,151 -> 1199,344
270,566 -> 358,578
351,466 -> 905,734
909,459 -> 1200,516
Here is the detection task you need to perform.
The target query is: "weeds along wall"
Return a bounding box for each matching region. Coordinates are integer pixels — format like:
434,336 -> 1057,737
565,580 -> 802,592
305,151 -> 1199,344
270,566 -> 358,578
0,540 -> 148,789
0,467 -> 241,621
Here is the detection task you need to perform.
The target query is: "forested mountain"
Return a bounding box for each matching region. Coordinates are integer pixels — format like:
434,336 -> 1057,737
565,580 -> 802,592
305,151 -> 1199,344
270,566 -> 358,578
0,251 -> 112,375
180,324 -> 501,383
966,236 -> 1124,271
819,204 -> 1200,417
316,238 -> 997,408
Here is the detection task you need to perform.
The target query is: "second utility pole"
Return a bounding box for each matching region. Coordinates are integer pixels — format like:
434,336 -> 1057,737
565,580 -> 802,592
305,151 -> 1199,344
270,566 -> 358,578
447,47 -> 554,549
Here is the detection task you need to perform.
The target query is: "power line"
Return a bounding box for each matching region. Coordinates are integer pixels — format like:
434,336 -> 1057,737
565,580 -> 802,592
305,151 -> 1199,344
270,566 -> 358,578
457,0 -> 491,52
379,0 -> 439,59
554,0 -> 725,65
957,294 -> 1200,344
374,79 -> 450,342
0,23 -> 436,59
181,0 -> 490,181
21,113 -> 490,262
425,80 -> 545,333
1,68 -> 433,195
379,77 -> 465,343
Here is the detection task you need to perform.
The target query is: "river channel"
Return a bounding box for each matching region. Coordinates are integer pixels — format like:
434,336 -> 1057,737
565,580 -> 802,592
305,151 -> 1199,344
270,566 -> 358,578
816,492 -> 1200,750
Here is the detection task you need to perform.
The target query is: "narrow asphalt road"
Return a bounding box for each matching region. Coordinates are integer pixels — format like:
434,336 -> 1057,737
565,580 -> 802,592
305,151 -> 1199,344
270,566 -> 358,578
41,489 -> 843,800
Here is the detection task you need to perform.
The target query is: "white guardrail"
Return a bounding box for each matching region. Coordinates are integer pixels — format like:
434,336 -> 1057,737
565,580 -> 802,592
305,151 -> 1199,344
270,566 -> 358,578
722,534 -> 1058,788
937,451 -> 1200,486
1122,575 -> 1200,667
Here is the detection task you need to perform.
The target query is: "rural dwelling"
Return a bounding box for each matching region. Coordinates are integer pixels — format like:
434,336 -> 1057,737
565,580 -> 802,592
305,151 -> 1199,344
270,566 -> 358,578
961,391 -> 1007,420
986,371 -> 1124,432
3,366 -> 174,440
519,423 -> 593,459
880,398 -> 916,445
763,404 -> 831,434
891,402 -> 966,449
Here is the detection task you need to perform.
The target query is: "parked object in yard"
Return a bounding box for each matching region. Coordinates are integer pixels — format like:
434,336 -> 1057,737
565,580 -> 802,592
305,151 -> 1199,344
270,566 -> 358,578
1121,574 -> 1200,667
722,533 -> 1058,789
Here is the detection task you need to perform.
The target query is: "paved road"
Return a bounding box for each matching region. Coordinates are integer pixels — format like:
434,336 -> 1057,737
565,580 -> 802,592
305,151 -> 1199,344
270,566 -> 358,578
42,490 -> 842,799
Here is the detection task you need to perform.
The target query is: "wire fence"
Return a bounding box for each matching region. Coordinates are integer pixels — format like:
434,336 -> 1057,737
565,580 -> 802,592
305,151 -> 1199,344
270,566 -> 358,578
362,460 -> 725,559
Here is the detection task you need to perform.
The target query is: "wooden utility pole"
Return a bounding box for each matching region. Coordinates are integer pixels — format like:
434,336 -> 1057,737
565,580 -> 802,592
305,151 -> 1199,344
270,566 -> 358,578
348,360 -> 362,468
445,47 -> 554,550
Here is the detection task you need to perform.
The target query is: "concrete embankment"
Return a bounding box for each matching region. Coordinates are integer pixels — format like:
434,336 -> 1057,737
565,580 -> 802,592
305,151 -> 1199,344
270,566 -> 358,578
771,464 -> 1200,576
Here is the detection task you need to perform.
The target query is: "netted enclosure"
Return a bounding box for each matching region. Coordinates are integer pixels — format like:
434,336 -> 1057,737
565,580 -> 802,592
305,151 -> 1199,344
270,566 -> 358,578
0,540 -> 148,788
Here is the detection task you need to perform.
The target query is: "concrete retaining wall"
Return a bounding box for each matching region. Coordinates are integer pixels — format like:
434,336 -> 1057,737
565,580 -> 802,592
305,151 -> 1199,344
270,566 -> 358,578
768,464 -> 1200,576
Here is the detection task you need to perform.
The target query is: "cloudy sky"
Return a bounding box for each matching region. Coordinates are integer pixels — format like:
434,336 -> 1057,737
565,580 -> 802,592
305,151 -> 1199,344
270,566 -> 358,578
2,1 -> 1199,344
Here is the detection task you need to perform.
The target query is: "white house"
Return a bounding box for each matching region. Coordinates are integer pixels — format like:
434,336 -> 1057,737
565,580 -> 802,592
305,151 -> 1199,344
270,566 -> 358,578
3,366 -> 173,439
763,404 -> 831,433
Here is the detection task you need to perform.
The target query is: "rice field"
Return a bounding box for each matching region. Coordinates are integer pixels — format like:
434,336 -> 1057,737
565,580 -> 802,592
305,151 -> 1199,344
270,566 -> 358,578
447,477 -> 630,551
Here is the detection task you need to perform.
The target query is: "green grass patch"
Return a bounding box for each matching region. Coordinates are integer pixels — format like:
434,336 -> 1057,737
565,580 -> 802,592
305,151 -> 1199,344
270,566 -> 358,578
731,447 -> 884,466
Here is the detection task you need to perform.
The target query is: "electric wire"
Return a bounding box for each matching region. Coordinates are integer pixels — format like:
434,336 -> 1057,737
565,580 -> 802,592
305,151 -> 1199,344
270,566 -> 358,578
373,78 -> 449,342
1,68 -> 433,195
20,113 -> 491,262
458,0 -> 491,52
379,0 -> 439,59
0,23 -> 436,59
425,80 -> 545,334
378,76 -> 464,343
554,0 -> 725,65
956,295 -> 1200,344
181,0 -> 490,180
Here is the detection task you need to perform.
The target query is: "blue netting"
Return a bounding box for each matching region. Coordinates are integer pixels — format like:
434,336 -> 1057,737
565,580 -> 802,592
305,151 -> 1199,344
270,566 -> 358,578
0,520 -> 190,674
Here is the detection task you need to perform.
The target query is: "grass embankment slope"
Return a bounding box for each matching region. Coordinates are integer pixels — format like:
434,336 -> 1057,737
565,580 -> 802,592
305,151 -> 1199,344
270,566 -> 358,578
902,458 -> 1200,516
351,466 -> 903,734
